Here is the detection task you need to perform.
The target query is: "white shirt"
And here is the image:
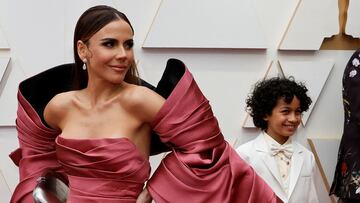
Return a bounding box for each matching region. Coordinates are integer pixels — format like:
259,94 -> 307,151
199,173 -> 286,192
263,132 -> 293,195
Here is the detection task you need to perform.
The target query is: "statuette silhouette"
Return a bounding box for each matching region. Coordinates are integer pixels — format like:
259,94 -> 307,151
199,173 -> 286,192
320,0 -> 360,50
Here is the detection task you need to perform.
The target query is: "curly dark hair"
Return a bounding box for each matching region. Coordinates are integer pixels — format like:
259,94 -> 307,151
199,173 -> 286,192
246,77 -> 312,130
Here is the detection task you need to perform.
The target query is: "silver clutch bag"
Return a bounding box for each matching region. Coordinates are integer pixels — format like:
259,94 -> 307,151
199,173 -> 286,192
33,170 -> 69,203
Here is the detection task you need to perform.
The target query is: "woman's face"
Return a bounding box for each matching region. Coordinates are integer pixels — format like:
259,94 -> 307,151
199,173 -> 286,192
84,19 -> 134,84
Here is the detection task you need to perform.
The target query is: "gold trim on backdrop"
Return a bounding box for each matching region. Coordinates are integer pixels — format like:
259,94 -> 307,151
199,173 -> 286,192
0,169 -> 11,194
307,138 -> 336,203
278,0 -> 302,49
320,35 -> 360,50
241,60 -> 274,129
276,60 -> 285,78
141,0 -> 164,48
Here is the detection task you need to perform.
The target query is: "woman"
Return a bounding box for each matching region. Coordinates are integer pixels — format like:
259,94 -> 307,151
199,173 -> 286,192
44,5 -> 163,203
10,5 -> 280,203
10,5 -> 162,203
330,48 -> 360,202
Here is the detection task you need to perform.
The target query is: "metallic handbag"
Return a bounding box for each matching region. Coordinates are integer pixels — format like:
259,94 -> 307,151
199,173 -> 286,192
33,170 -> 68,203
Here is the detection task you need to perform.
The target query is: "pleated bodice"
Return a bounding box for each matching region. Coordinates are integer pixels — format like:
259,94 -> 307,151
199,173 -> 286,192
56,136 -> 150,203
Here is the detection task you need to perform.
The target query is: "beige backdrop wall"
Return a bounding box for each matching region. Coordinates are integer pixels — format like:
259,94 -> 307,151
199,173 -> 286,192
1,0 -> 358,202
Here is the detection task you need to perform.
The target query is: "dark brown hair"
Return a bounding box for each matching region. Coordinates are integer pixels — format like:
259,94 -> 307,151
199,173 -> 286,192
73,5 -> 139,89
246,77 -> 312,130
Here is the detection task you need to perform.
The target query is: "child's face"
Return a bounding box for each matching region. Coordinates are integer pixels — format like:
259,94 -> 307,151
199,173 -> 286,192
264,96 -> 302,144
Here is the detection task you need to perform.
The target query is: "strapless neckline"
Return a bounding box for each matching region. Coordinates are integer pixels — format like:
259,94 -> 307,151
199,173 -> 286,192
57,135 -> 132,142
56,135 -> 149,162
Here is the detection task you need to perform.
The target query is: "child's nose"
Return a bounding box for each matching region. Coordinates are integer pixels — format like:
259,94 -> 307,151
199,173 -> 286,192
288,113 -> 299,122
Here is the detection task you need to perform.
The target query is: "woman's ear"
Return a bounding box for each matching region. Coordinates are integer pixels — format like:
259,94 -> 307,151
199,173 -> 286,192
77,40 -> 87,61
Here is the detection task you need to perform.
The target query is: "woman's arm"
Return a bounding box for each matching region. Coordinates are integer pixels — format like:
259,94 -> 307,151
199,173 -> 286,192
136,188 -> 152,203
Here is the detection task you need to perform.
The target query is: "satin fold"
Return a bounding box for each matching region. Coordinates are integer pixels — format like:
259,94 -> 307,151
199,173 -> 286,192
56,136 -> 150,202
9,91 -> 65,203
147,60 -> 279,203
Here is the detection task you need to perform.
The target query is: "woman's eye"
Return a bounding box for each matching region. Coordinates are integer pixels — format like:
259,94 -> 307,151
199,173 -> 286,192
124,41 -> 134,49
103,41 -> 115,48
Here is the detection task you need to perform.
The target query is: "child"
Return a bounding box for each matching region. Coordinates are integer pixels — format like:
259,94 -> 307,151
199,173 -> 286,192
236,77 -> 319,203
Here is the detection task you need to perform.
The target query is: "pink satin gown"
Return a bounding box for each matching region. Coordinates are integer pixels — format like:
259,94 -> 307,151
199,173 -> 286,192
56,136 -> 150,202
10,59 -> 280,203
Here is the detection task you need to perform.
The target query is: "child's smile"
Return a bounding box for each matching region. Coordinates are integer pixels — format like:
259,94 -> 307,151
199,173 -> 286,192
265,96 -> 302,144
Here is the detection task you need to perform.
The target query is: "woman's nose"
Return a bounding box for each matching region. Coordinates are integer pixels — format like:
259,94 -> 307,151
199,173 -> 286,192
116,46 -> 127,58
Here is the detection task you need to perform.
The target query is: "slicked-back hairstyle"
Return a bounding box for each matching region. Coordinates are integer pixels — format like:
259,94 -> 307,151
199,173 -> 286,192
72,5 -> 139,89
246,77 -> 312,130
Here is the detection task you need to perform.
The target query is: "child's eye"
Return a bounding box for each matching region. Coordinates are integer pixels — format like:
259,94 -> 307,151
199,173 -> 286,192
295,110 -> 302,115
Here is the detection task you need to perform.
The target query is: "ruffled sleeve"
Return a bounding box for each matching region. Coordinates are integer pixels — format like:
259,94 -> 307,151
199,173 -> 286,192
9,90 -> 66,203
147,59 -> 279,203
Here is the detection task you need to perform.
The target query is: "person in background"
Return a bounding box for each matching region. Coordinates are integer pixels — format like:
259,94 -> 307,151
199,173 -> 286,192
236,77 -> 319,203
330,48 -> 360,203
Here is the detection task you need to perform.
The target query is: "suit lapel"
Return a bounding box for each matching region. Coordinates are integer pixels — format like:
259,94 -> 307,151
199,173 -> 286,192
287,142 -> 304,198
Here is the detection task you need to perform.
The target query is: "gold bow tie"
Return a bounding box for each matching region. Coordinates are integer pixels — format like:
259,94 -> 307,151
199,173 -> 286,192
269,144 -> 293,159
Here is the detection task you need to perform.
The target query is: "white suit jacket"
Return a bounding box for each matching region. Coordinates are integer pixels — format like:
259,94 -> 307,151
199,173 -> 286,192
236,133 -> 319,203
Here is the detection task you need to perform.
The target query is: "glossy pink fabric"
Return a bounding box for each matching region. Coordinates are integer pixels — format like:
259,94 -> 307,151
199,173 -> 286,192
9,91 -> 65,203
148,68 -> 279,203
55,136 -> 150,202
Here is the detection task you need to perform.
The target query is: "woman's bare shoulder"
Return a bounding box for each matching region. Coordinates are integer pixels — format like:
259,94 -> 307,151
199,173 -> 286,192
130,85 -> 162,98
43,91 -> 76,130
123,85 -> 165,122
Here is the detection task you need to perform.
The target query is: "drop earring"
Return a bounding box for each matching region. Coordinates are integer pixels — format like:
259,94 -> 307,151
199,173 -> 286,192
82,59 -> 87,70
